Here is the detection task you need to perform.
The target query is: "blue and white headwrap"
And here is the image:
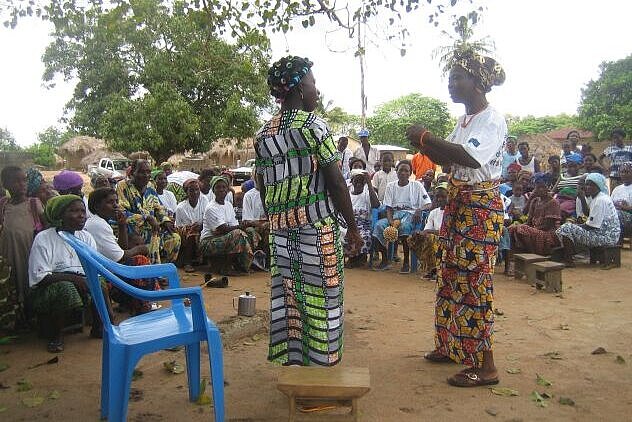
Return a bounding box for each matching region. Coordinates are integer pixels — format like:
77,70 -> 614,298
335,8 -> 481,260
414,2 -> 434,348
267,56 -> 313,101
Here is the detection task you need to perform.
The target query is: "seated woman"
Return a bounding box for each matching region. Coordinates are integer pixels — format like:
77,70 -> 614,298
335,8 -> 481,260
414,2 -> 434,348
408,182 -> 448,279
542,155 -> 561,190
611,162 -> 632,241
28,195 -> 112,352
200,177 -> 260,275
52,170 -> 84,196
499,162 -> 520,196
556,173 -> 621,267
508,174 -> 561,256
554,158 -> 582,220
175,179 -> 209,273
116,159 -> 181,264
372,160 -> 431,273
154,169 -> 178,216
26,167 -> 58,206
241,177 -> 271,261
85,187 -> 162,315
344,169 -> 379,267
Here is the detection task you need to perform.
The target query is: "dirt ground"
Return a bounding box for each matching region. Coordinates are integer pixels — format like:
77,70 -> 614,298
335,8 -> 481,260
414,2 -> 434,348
1,249 -> 632,421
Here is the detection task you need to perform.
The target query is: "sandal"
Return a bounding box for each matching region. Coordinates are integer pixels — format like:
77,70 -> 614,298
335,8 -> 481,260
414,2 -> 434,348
203,276 -> 229,288
399,264 -> 410,274
447,371 -> 499,387
47,340 -> 64,353
372,262 -> 391,271
423,350 -> 452,363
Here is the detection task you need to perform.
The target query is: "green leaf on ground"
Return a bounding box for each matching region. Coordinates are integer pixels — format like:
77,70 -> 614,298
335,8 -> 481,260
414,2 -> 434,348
251,333 -> 262,341
132,369 -> 143,381
0,362 -> 8,372
163,360 -> 185,374
490,387 -> 519,397
530,391 -> 549,407
196,378 -> 212,405
17,379 -> 32,392
615,355 -> 626,364
506,368 -> 521,374
22,396 -> 45,407
48,390 -> 60,400
536,373 -> 553,386
0,406 -> 6,412
544,351 -> 563,360
559,397 -> 575,406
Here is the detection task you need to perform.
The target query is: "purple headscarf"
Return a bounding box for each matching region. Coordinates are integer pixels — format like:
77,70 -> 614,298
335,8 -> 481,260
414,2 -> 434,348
53,170 -> 84,192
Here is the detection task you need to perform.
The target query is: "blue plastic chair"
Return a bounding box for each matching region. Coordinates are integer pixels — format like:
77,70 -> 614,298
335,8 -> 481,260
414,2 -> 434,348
59,232 -> 225,422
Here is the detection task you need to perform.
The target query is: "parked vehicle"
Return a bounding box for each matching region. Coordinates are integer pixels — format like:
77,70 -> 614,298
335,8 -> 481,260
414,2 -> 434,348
88,157 -> 131,179
230,158 -> 256,186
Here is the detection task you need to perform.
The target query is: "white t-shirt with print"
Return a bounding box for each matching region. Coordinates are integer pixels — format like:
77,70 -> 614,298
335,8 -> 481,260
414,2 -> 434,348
586,192 -> 618,229
350,188 -> 372,215
84,215 -> 125,262
242,188 -> 266,221
425,207 -> 445,231
383,180 -> 431,213
28,228 -> 97,287
447,105 -> 507,184
175,195 -> 209,227
611,183 -> 632,207
201,201 -> 239,239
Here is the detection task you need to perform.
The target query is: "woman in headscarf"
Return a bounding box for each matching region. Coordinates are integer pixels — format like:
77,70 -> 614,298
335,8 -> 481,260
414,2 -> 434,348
406,50 -> 506,386
508,173 -> 561,256
27,167 -> 58,206
175,179 -> 209,273
556,173 -> 621,267
0,167 -> 46,330
28,195 -> 110,352
116,160 -> 181,263
199,176 -> 259,275
554,155 -> 583,220
152,168 -> 178,215
52,170 -> 84,196
255,56 -> 362,366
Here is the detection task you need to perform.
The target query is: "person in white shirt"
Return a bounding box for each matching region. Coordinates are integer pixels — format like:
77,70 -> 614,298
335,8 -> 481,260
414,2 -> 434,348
28,195 -> 112,352
407,183 -> 448,279
406,51 -> 507,386
353,129 -> 380,176
153,170 -> 178,215
372,151 -> 398,201
557,172 -> 621,266
337,136 -> 353,180
199,176 -> 260,275
372,160 -> 431,272
241,183 -> 269,256
175,179 -> 209,273
611,162 -> 632,238
345,169 -> 380,267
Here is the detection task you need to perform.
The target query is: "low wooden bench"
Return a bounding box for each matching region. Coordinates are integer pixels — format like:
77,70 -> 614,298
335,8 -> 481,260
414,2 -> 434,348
532,261 -> 565,293
589,246 -> 621,268
513,253 -> 548,281
277,367 -> 371,422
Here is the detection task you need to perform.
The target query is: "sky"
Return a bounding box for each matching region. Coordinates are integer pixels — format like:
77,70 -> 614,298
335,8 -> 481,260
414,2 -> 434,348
0,0 -> 630,147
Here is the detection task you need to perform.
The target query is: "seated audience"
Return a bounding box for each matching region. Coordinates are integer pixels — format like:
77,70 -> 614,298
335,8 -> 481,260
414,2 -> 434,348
554,157 -> 582,219
154,169 -> 178,215
421,169 -> 436,195
556,173 -> 621,267
372,160 -> 431,273
28,195 -> 112,352
508,183 -> 528,223
500,162 -> 520,196
501,136 -> 520,179
175,179 -> 209,273
599,128 -> 632,189
27,168 -> 57,206
560,139 -> 583,168
581,153 -> 604,175
52,170 -> 84,196
542,155 -> 561,189
0,166 -> 46,330
345,169 -> 379,268
372,152 -> 397,202
241,178 -> 270,257
517,141 -> 540,173
116,159 -> 181,264
508,174 -> 561,256
611,162 -> 632,241
200,177 -> 259,275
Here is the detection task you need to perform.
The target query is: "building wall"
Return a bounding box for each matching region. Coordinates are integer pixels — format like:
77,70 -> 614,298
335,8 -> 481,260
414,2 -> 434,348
0,152 -> 34,174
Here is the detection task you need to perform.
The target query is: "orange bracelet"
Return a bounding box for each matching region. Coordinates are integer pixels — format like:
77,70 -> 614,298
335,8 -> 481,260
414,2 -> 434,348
419,129 -> 429,147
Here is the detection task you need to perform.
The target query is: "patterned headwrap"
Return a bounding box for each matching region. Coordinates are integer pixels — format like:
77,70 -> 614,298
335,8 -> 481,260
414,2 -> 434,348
532,172 -> 548,185
151,169 -> 164,180
53,170 -> 83,192
267,56 -> 314,101
435,182 -> 449,191
453,50 -> 505,93
45,194 -> 83,228
585,172 -> 608,194
565,154 -> 583,165
26,168 -> 44,197
209,176 -> 228,193
183,178 -> 199,190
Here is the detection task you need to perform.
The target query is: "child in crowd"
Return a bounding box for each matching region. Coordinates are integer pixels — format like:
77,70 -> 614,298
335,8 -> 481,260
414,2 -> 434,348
345,169 -> 380,267
372,152 -> 397,202
500,162 -> 521,196
498,193 -> 513,275
508,183 -> 528,223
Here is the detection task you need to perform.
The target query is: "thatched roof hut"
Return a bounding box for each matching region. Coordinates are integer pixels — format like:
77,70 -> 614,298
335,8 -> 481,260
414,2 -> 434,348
58,136 -> 105,170
206,138 -> 255,167
80,150 -> 127,167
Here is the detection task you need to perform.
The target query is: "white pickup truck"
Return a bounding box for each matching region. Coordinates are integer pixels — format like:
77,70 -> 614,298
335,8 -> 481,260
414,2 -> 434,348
87,157 -> 131,179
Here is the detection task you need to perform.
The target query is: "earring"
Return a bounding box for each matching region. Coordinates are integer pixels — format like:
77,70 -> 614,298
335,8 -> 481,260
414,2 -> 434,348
300,90 -> 304,100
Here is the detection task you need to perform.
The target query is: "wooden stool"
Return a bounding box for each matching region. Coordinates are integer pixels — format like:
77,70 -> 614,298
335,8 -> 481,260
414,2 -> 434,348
513,253 -> 547,280
589,246 -> 621,268
277,367 -> 370,422
532,261 -> 565,293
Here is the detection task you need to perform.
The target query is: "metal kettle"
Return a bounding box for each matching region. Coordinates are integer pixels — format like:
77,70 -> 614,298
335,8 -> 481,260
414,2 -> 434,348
234,291 -> 256,317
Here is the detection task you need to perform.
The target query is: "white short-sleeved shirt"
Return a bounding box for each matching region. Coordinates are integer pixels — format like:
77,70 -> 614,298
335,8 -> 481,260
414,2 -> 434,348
204,190 -> 233,205
575,196 -> 594,218
350,188 -> 372,215
447,106 -> 507,184
83,195 -> 93,219
242,188 -> 266,221
158,189 -> 178,214
175,195 -> 209,227
383,180 -> 431,213
611,183 -> 632,207
425,207 -> 445,231
28,228 -> 96,287
586,192 -> 618,229
84,215 -> 125,262
372,169 -> 398,201
201,201 -> 239,239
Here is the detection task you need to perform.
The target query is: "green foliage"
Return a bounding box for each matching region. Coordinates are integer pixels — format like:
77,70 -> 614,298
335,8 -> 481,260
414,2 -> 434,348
0,127 -> 20,151
41,0 -> 271,163
316,99 -> 361,137
367,93 -> 453,148
25,142 -> 56,167
506,114 -> 579,137
578,54 -> 632,140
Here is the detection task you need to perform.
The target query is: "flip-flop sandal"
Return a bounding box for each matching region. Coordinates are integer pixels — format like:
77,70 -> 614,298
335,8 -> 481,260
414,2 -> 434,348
399,266 -> 411,274
203,276 -> 229,288
47,340 -> 64,353
423,350 -> 452,363
447,372 -> 499,387
372,263 -> 391,271
299,404 -> 337,413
